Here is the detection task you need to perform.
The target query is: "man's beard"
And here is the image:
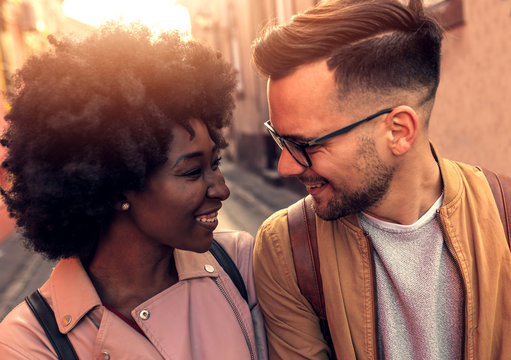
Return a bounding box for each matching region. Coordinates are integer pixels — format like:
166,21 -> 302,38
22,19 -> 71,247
312,137 -> 394,221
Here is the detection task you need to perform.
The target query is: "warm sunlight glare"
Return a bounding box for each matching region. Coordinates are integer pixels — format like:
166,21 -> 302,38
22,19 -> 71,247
62,0 -> 192,35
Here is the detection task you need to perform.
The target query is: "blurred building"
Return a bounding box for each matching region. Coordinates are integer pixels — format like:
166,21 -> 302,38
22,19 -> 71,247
0,0 -> 92,110
428,0 -> 511,175
183,0 -> 511,188
0,0 -> 92,241
181,0 -> 319,185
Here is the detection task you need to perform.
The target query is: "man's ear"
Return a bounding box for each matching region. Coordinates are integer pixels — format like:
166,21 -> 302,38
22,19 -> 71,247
385,105 -> 419,156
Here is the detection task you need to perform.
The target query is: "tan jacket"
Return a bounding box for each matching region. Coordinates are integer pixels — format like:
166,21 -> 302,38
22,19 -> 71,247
0,230 -> 268,360
254,155 -> 511,360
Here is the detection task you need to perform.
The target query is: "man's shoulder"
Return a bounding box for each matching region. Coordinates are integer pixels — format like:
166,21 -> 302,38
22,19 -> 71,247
258,208 -> 290,238
254,207 -> 292,261
440,156 -> 478,173
439,157 -> 492,189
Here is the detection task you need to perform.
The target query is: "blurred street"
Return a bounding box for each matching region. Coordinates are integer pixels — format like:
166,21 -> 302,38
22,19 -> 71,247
0,160 -> 303,320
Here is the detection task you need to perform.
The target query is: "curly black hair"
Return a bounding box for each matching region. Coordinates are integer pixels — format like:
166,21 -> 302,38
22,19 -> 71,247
0,23 -> 237,260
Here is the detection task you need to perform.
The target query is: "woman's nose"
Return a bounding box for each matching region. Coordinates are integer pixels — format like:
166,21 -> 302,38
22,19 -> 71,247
207,170 -> 230,200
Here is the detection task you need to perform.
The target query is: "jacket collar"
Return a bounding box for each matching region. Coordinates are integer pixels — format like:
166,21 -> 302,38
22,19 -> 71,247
430,143 -> 463,208
48,249 -> 219,333
174,248 -> 220,281
48,257 -> 102,334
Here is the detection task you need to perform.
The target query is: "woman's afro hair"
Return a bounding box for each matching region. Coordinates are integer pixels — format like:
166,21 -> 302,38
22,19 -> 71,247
0,23 -> 237,260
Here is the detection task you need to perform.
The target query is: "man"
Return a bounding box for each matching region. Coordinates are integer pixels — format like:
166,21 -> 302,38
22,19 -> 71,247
251,0 -> 511,359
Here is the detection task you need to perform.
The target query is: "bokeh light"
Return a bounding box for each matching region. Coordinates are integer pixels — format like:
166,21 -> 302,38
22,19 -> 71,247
62,0 -> 191,36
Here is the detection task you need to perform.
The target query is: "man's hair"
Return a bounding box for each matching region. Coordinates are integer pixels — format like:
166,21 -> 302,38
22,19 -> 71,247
252,0 -> 443,105
0,23 -> 236,260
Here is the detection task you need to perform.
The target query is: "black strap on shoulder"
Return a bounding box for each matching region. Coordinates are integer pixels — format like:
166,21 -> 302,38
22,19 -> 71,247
24,243 -> 248,359
210,239 -> 249,303
25,289 -> 79,360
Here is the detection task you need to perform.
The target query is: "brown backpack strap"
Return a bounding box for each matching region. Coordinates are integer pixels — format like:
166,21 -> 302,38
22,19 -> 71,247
288,196 -> 336,358
287,195 -> 326,319
481,168 -> 511,248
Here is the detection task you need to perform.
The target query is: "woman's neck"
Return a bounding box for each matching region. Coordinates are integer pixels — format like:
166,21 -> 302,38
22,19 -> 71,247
87,221 -> 179,318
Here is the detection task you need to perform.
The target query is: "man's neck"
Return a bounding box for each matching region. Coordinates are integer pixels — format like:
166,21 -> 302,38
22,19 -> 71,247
364,154 -> 442,225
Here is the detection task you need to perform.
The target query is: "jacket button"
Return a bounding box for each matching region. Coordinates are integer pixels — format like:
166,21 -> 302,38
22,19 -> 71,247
139,309 -> 150,320
96,351 -> 110,360
204,264 -> 214,273
62,315 -> 72,326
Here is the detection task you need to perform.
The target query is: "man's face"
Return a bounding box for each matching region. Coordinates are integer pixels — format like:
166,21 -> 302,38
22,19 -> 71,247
267,61 -> 394,220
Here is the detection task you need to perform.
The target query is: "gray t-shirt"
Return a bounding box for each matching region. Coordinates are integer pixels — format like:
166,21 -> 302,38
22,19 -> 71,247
359,195 -> 464,359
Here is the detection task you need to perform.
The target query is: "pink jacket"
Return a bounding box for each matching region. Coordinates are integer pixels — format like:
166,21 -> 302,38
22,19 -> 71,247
0,230 -> 268,360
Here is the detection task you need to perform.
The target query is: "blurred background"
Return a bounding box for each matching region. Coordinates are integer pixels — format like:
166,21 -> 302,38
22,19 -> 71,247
0,0 -> 510,242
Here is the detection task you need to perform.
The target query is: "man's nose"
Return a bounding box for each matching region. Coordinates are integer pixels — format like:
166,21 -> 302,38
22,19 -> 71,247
277,147 -> 307,178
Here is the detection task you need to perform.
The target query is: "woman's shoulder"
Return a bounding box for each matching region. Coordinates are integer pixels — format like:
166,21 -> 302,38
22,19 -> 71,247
0,301 -> 54,358
214,229 -> 254,242
212,230 -> 255,283
213,229 -> 254,260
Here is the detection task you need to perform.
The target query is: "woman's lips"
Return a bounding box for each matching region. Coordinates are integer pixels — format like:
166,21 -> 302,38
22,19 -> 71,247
195,211 -> 219,229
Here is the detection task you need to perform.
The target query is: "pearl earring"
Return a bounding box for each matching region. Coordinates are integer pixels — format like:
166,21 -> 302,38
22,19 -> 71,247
121,201 -> 130,211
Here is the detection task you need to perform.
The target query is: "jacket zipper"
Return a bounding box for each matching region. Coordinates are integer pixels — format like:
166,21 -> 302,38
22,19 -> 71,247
214,278 -> 255,360
364,231 -> 379,360
435,209 -> 469,359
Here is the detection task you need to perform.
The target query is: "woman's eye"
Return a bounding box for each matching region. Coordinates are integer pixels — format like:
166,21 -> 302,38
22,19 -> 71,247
180,156 -> 222,178
182,168 -> 202,177
212,156 -> 222,170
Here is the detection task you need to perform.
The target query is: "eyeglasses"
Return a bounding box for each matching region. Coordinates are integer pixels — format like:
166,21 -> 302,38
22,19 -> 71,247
264,108 -> 393,168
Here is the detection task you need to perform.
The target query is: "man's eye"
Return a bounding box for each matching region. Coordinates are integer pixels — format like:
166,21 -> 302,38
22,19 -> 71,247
306,144 -> 321,153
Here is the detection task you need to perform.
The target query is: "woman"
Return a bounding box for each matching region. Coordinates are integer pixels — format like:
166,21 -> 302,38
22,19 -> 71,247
0,24 -> 267,359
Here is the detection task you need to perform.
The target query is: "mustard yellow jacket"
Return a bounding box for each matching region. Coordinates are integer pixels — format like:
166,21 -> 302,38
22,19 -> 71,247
254,155 -> 511,360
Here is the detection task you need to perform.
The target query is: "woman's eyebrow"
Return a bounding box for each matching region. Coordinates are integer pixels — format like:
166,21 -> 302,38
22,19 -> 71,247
172,145 -> 219,168
172,152 -> 203,168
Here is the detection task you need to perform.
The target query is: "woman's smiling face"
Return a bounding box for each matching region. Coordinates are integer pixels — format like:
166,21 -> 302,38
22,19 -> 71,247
125,119 -> 230,253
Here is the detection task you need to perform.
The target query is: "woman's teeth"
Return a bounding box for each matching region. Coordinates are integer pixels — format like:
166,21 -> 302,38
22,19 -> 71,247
195,212 -> 218,223
197,217 -> 217,223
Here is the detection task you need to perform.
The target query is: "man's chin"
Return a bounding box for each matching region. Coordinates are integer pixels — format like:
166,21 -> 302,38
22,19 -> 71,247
311,197 -> 350,221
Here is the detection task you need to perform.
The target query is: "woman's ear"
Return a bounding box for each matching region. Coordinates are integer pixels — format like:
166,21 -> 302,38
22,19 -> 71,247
385,105 -> 419,156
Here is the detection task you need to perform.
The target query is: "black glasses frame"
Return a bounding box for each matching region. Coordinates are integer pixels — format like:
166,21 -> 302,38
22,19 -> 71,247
264,108 -> 393,168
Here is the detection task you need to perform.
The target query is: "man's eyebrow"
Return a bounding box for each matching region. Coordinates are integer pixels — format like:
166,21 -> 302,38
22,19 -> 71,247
269,121 -> 314,144
282,134 -> 315,144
